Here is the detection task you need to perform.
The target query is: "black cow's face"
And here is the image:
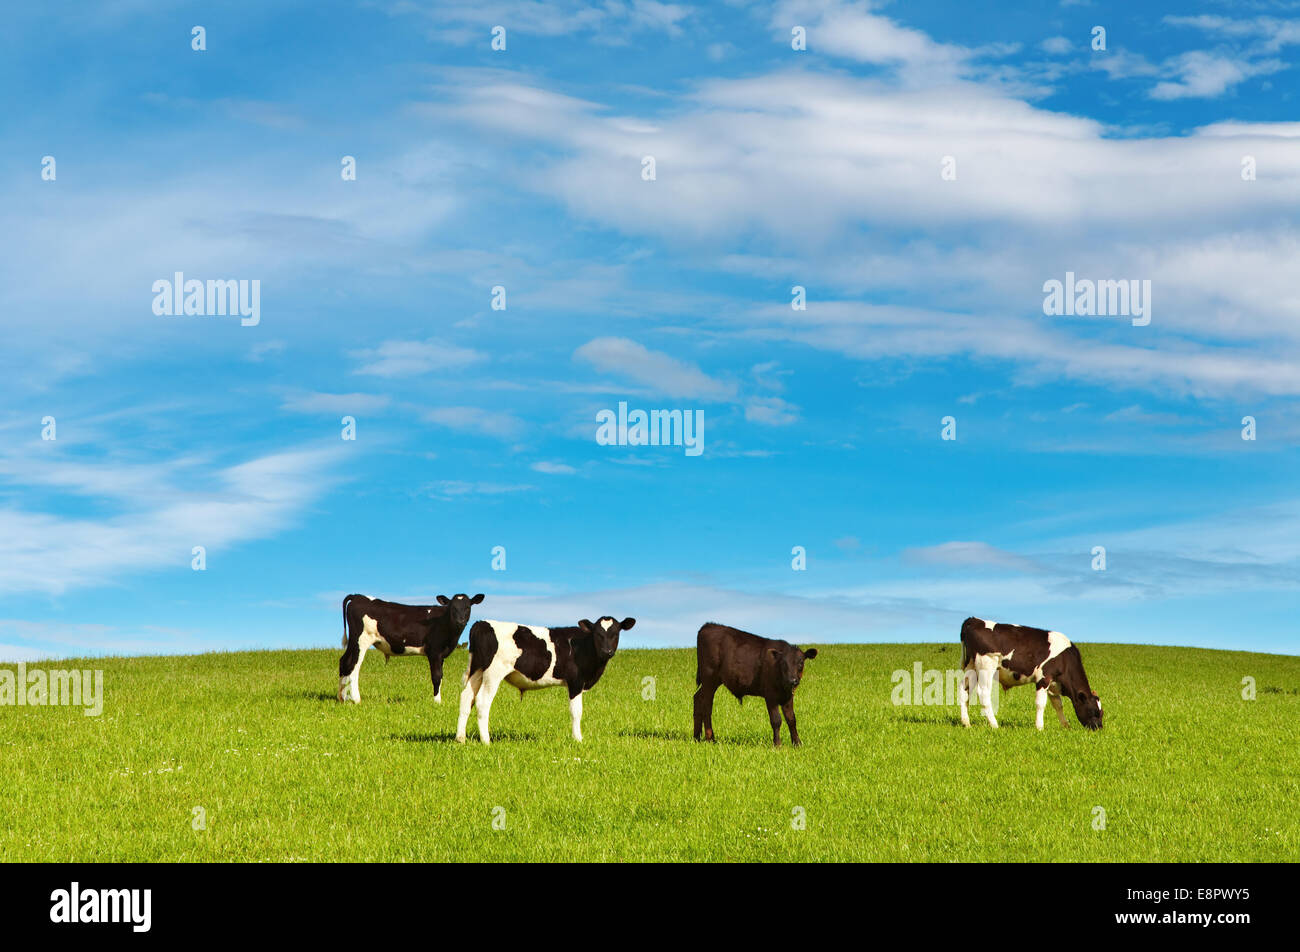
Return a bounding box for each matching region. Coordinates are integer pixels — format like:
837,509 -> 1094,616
1073,690 -> 1103,730
770,645 -> 818,691
437,593 -> 484,628
578,616 -> 635,660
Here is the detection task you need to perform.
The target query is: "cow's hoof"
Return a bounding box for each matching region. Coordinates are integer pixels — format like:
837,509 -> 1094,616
455,735 -> 466,744
433,695 -> 442,704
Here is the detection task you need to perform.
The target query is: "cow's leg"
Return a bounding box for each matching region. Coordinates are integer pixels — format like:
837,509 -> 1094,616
782,700 -> 800,747
350,635 -> 370,703
569,690 -> 584,742
342,629 -> 374,704
338,632 -> 361,703
456,669 -> 483,742
474,667 -> 506,745
428,654 -> 445,704
958,667 -> 974,727
767,702 -> 783,747
694,680 -> 718,741
1049,688 -> 1069,728
974,655 -> 999,728
1034,685 -> 1048,730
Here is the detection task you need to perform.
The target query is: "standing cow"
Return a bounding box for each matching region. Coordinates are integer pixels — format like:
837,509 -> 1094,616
959,616 -> 1102,730
338,593 -> 484,704
694,623 -> 818,747
456,616 -> 635,744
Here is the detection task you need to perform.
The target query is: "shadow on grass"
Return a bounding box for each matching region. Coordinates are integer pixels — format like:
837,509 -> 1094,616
392,730 -> 542,744
892,711 -> 956,726
291,690 -> 338,703
616,727 -> 797,748
291,690 -> 431,705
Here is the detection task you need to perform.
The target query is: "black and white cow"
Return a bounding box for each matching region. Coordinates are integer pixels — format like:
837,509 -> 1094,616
959,616 -> 1103,730
338,593 -> 483,704
455,616 -> 635,744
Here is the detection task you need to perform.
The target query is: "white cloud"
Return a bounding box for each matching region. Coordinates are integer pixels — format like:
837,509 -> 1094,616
531,461 -> 577,474
772,0 -> 979,84
424,406 -> 526,438
0,445 -> 343,595
745,396 -> 800,426
574,337 -> 737,401
353,339 -> 485,378
1149,51 -> 1285,100
433,68 -> 1300,397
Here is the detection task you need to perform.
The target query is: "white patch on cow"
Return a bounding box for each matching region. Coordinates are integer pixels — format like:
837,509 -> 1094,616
600,618 -> 613,631
969,653 -> 1001,728
340,618 -> 383,703
458,620 -> 577,744
983,619 -> 995,629
1030,630 -> 1072,682
506,628 -> 564,691
569,692 -> 584,741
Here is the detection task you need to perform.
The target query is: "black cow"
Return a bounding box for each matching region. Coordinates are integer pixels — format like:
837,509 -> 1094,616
338,593 -> 484,704
455,616 -> 635,744
959,616 -> 1102,730
694,622 -> 818,747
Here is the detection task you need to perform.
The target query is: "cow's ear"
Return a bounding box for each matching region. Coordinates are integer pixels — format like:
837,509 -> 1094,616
577,619 -> 594,634
436,595 -> 450,606
620,617 -> 636,630
470,593 -> 485,604
803,648 -> 818,660
767,647 -> 782,661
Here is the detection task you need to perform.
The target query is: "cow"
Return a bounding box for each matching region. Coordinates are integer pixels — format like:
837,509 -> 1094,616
338,593 -> 484,704
694,623 -> 818,747
455,616 -> 635,745
959,616 -> 1102,730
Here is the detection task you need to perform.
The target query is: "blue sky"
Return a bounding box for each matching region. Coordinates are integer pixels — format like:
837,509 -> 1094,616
2,0 -> 1298,660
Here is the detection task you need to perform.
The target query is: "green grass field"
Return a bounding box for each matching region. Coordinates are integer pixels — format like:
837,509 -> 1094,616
2,642 -> 1297,861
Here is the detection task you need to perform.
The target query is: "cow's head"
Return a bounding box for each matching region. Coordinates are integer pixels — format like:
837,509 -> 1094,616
768,644 -> 818,692
578,616 -> 635,660
1072,690 -> 1103,730
436,593 -> 484,629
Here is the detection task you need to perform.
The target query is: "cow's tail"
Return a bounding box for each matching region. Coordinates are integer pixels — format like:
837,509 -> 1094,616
341,594 -> 353,649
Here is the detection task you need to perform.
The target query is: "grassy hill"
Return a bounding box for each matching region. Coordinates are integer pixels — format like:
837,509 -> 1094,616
2,642 -> 1297,861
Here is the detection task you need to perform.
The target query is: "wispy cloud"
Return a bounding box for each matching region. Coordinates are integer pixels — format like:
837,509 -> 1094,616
574,337 -> 737,401
0,445 -> 344,595
353,339 -> 485,378
424,406 -> 526,439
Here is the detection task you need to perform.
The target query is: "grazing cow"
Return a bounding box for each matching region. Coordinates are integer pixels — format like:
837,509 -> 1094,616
959,616 -> 1102,730
338,593 -> 484,704
694,623 -> 818,747
455,616 -> 635,745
